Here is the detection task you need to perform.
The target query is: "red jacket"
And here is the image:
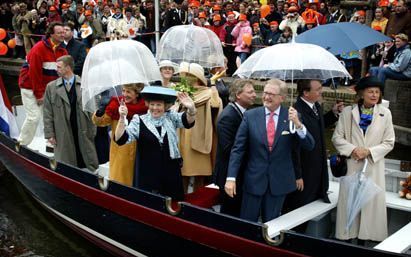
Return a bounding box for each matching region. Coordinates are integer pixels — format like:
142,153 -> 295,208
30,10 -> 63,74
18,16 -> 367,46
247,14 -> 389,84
18,62 -> 31,90
27,38 -> 68,100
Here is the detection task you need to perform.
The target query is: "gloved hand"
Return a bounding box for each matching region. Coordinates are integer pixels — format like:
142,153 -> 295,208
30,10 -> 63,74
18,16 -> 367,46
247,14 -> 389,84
95,106 -> 106,117
210,69 -> 226,85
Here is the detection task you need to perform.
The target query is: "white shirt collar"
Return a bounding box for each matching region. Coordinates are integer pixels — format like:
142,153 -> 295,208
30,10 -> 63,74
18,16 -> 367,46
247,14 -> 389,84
301,97 -> 315,109
234,102 -> 247,114
265,105 -> 281,116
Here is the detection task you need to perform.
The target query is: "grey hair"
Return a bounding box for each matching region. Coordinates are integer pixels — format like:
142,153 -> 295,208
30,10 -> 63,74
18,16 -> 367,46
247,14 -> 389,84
265,79 -> 287,96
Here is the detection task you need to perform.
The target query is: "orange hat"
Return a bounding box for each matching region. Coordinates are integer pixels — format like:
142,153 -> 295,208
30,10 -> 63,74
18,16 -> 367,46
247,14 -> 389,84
123,0 -> 129,3
213,5 -> 221,11
252,22 -> 259,27
238,14 -> 247,21
226,11 -> 235,17
85,10 -> 93,16
61,3 -> 69,9
213,14 -> 221,21
288,6 -> 299,13
378,0 -> 389,6
373,25 -> 383,31
204,1 -> 211,7
49,5 -> 57,11
269,21 -> 278,26
356,10 -> 365,17
198,12 -> 207,19
189,1 -> 200,8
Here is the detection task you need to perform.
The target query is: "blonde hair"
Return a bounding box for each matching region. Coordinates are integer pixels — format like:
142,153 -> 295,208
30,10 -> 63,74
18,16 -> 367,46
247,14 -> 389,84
123,83 -> 145,95
395,33 -> 408,42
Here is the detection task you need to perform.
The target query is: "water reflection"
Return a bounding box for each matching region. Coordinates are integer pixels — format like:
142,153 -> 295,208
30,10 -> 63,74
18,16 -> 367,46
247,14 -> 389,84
0,170 -> 114,257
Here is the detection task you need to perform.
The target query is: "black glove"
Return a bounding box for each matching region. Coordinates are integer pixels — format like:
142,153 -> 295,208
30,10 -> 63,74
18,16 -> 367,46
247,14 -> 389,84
95,107 -> 105,117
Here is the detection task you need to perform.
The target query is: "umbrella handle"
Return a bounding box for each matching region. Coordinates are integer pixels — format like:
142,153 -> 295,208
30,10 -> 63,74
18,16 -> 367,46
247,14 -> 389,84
289,121 -> 296,134
361,159 -> 368,174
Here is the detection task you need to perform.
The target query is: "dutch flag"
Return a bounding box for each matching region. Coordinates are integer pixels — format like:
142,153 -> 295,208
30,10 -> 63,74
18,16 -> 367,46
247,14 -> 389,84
0,75 -> 19,139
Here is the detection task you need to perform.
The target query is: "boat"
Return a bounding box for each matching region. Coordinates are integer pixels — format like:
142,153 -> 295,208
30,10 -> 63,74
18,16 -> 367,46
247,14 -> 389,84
0,105 -> 410,257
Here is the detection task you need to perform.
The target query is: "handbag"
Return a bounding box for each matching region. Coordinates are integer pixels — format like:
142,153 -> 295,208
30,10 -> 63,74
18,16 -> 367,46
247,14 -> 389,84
329,106 -> 352,177
329,154 -> 347,177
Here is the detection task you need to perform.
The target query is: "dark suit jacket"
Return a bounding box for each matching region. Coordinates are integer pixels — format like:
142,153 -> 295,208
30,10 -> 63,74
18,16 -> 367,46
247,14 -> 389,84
164,8 -> 182,30
65,38 -> 87,76
214,103 -> 244,190
228,106 -> 314,196
285,97 -> 338,209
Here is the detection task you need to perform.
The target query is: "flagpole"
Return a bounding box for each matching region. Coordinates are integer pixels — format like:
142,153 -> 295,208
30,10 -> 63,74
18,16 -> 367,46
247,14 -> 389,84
155,0 -> 160,53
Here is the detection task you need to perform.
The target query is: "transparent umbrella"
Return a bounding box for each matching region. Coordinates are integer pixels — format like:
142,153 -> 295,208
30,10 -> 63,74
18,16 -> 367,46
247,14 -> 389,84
81,40 -> 162,112
156,24 -> 225,68
233,42 -> 351,80
339,159 -> 383,231
234,41 -> 350,132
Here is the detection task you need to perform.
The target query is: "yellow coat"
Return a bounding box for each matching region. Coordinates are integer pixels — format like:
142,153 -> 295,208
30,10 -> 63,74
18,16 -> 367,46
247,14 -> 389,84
92,114 -> 136,186
371,18 -> 388,34
179,86 -> 222,176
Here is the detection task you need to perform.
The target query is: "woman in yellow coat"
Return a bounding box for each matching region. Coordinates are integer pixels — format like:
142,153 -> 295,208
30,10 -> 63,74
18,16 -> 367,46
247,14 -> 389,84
178,62 -> 223,193
93,83 -> 148,186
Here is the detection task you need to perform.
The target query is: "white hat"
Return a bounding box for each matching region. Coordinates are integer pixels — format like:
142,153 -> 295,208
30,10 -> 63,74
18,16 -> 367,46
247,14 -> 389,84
179,62 -> 207,86
80,24 -> 93,39
159,60 -> 179,74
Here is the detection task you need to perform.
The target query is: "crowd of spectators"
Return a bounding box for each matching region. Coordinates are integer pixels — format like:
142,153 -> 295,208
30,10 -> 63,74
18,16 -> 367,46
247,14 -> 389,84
0,0 -> 410,80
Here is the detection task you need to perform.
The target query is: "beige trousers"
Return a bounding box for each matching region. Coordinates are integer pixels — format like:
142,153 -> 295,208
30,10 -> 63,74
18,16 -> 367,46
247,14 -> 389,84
18,88 -> 43,145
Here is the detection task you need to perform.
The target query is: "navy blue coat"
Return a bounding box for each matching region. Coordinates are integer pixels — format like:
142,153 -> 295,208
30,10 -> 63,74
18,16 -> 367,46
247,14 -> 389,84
227,106 -> 314,196
65,38 -> 87,76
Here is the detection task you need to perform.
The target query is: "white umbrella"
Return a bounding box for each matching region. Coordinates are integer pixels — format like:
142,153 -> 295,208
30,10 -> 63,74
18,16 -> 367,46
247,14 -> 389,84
234,42 -> 350,133
234,42 -> 351,80
156,24 -> 225,68
81,40 -> 162,112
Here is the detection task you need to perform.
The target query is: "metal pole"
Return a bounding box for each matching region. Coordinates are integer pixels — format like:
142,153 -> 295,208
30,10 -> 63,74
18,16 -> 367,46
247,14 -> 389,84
155,0 -> 160,53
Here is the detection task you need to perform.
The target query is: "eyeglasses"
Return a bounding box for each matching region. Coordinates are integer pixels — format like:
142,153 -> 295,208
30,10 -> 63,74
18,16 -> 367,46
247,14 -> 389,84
263,91 -> 281,97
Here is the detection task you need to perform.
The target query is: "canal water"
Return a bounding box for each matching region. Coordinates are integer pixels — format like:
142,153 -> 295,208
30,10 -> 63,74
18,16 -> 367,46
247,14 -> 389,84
0,169 -> 114,257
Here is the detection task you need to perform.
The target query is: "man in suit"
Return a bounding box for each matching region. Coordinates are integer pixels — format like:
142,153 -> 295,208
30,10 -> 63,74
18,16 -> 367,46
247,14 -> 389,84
283,79 -> 343,222
214,79 -> 256,217
164,1 -> 182,30
43,55 -> 98,171
225,79 -> 314,223
63,22 -> 87,76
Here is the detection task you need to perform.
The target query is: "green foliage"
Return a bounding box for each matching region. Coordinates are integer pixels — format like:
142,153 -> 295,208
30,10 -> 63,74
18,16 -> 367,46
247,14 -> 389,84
171,77 -> 196,98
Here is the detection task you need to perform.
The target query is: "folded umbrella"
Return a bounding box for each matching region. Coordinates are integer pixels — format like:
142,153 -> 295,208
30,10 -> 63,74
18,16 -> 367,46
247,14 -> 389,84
339,159 -> 383,231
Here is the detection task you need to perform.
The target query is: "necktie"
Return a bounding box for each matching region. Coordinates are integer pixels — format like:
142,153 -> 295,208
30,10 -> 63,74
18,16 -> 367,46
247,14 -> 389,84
267,112 -> 276,151
313,104 -> 319,116
65,81 -> 71,91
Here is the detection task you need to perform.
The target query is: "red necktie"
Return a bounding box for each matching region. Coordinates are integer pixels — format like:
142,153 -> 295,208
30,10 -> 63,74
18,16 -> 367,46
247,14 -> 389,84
267,112 -> 276,151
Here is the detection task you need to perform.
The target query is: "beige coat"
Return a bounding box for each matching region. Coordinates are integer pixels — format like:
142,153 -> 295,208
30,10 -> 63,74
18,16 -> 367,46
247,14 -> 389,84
179,86 -> 222,176
332,104 -> 395,241
43,76 -> 99,171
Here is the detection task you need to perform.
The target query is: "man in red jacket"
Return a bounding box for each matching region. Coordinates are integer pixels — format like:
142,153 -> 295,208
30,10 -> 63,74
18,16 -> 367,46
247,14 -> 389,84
18,22 -> 67,146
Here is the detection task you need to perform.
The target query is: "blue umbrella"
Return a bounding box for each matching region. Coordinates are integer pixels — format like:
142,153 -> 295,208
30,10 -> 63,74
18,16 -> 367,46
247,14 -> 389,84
295,22 -> 392,55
